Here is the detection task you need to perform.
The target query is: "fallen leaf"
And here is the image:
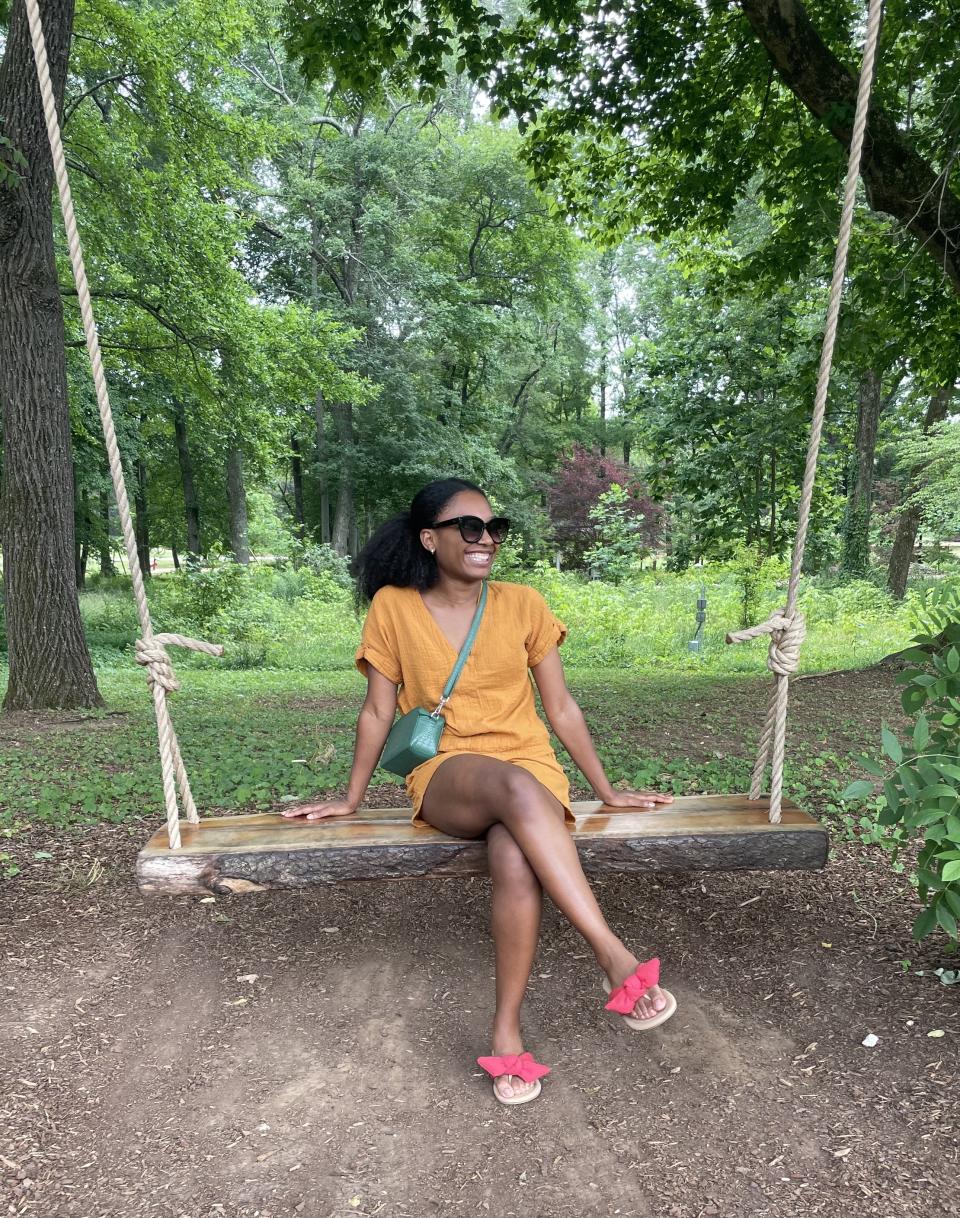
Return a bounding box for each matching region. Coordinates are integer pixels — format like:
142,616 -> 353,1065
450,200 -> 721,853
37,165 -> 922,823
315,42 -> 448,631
927,1029 -> 945,1038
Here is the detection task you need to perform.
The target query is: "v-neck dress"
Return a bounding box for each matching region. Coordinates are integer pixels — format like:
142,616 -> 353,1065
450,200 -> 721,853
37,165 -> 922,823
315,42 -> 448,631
355,581 -> 573,823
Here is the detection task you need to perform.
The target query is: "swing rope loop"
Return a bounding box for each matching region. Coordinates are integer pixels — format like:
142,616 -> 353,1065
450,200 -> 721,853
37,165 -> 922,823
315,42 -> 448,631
726,0 -> 885,825
726,610 -> 806,678
136,634 -> 225,694
25,0 -> 222,849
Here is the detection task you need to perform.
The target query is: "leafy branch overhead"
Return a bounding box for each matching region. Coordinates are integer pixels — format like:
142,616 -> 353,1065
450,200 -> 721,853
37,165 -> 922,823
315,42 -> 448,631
285,0 -> 960,295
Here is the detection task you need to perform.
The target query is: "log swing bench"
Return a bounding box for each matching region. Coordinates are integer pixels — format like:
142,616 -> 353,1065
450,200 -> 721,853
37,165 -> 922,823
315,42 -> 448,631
23,0 -> 885,898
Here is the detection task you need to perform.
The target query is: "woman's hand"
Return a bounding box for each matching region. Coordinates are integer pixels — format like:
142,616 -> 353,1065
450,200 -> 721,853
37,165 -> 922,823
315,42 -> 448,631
280,799 -> 357,822
598,789 -> 674,811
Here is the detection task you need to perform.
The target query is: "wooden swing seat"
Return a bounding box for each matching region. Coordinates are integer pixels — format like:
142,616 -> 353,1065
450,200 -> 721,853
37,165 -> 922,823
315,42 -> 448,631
136,794 -> 827,896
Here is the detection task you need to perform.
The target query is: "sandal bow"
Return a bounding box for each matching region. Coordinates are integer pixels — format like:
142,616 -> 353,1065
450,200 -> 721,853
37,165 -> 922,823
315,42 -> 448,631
476,1052 -> 551,1083
604,957 -> 661,1015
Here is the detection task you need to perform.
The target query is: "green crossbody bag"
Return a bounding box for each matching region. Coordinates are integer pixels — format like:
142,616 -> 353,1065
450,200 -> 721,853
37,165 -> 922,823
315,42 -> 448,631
378,581 -> 488,778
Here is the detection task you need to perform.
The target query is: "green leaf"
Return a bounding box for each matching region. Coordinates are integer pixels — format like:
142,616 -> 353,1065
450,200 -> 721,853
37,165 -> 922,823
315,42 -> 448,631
908,807 -> 948,828
840,779 -> 874,801
913,714 -> 930,750
881,724 -> 902,765
943,887 -> 960,919
941,860 -> 960,883
935,901 -> 958,939
948,647 -> 960,674
857,755 -> 885,778
913,904 -> 938,941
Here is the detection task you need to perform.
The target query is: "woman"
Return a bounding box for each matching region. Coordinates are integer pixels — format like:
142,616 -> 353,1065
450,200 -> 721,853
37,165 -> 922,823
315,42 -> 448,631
283,478 -> 676,1105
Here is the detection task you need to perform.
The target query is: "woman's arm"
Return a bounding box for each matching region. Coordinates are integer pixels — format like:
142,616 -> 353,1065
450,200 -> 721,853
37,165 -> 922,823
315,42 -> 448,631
282,666 -> 398,820
531,648 -> 672,811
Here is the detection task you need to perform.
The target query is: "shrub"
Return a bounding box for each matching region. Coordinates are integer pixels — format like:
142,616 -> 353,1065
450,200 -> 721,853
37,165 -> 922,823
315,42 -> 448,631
296,542 -> 353,590
842,581 -> 960,942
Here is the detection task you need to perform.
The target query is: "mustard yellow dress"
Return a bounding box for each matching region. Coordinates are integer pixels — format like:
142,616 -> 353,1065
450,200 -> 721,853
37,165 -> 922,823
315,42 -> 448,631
355,581 -> 573,824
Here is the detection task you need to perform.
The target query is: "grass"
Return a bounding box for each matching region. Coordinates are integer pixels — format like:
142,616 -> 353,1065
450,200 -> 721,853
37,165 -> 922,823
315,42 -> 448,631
0,563 -> 944,847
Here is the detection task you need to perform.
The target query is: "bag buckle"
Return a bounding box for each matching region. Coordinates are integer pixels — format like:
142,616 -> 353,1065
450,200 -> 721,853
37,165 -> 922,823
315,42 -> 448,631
430,696 -> 448,719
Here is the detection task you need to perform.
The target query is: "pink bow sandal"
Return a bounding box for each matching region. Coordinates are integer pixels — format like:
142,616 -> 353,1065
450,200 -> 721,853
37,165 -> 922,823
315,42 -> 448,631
603,957 -> 677,1031
477,1051 -> 550,1106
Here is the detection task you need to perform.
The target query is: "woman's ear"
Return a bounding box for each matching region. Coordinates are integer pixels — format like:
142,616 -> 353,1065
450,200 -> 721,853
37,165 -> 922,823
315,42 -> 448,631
420,528 -> 436,555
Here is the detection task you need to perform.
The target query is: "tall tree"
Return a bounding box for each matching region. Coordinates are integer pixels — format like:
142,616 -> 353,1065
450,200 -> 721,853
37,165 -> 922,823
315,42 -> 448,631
0,0 -> 103,709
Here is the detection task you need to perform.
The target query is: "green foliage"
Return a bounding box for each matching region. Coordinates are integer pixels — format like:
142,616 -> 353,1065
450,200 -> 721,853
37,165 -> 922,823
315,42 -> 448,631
294,542 -> 353,590
727,544 -> 789,631
583,484 -> 650,584
842,582 -> 960,943
895,421 -> 960,540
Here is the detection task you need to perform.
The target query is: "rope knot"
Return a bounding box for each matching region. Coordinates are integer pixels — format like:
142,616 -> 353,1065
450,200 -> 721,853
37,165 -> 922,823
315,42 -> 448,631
136,632 -> 224,694
726,608 -> 806,677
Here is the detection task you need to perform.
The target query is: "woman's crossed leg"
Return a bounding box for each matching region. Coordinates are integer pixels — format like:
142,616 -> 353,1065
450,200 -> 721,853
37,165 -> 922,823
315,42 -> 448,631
420,754 -> 670,1096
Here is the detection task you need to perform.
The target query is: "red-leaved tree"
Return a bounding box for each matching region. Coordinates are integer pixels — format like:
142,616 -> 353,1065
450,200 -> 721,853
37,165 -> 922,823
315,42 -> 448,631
545,445 -> 664,569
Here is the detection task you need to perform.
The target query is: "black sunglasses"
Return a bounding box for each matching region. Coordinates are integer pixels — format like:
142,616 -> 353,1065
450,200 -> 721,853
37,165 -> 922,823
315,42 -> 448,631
432,515 -> 511,544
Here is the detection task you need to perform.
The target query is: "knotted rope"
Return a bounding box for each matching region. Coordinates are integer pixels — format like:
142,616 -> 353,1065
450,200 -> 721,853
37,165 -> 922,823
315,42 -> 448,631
25,0 -> 223,849
726,0 -> 885,823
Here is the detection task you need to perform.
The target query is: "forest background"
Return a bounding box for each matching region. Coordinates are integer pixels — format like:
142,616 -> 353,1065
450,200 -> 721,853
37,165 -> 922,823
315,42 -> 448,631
1,0 -> 958,659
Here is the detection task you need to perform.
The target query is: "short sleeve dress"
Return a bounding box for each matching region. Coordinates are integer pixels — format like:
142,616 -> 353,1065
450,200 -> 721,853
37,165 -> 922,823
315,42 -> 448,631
355,581 -> 574,824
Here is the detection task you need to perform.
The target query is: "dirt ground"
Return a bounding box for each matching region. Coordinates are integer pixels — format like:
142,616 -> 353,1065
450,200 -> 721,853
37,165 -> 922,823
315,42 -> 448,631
2,670 -> 959,1218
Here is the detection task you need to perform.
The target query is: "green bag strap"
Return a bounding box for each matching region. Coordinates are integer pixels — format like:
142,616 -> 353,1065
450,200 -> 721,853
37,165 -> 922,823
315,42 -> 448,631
433,580 -> 488,715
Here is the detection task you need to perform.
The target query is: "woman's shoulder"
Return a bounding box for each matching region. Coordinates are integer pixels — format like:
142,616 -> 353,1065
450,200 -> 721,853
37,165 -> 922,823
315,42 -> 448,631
367,583 -> 417,615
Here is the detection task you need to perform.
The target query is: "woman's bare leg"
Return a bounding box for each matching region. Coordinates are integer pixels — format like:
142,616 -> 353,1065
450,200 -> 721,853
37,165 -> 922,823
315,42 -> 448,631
421,755 -> 668,1020
485,823 -> 543,1100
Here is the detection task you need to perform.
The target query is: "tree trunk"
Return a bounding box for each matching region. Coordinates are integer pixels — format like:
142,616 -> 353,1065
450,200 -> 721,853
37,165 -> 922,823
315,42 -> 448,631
331,402 -> 355,557
99,488 -> 115,576
289,432 -> 307,548
314,390 -> 331,544
887,384 -> 954,598
171,542 -> 180,572
840,368 -> 881,576
0,0 -> 103,709
226,447 -> 250,564
598,358 -> 607,457
134,454 -> 150,578
623,438 -> 631,464
74,477 -> 90,590
173,399 -> 201,561
767,448 -> 777,557
739,0 -> 960,293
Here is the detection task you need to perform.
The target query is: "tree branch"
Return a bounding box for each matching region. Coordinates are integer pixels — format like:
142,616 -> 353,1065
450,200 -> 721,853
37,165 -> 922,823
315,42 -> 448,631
63,73 -> 128,125
739,0 -> 960,291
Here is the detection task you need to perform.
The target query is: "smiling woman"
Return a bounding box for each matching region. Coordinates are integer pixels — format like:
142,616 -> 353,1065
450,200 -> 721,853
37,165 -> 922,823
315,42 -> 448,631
282,476 -> 678,1106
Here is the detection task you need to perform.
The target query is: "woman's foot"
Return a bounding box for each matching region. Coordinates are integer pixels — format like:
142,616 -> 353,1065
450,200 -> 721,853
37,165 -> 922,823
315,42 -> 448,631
486,1022 -> 539,1102
601,945 -> 670,1021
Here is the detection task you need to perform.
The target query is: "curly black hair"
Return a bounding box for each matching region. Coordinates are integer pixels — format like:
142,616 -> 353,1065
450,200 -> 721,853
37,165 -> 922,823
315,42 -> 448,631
352,478 -> 487,603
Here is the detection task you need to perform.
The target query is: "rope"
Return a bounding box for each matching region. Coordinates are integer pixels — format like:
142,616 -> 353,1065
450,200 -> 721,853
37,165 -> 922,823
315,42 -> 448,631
25,0 -> 223,849
727,0 -> 885,823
